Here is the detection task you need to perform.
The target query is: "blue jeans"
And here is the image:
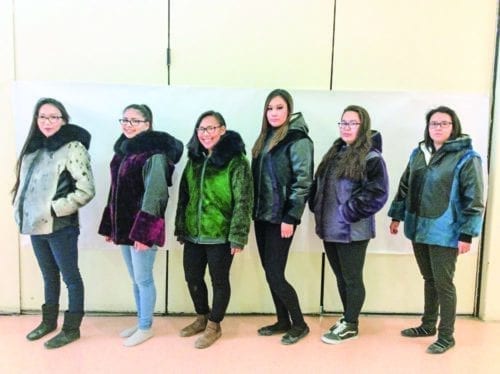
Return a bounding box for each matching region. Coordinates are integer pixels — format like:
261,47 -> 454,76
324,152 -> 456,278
30,226 -> 84,312
121,245 -> 157,330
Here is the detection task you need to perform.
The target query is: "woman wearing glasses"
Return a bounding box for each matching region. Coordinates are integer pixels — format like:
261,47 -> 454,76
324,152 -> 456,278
310,105 -> 388,344
13,98 -> 95,349
388,106 -> 484,354
252,89 -> 314,345
175,110 -> 252,348
99,104 -> 183,347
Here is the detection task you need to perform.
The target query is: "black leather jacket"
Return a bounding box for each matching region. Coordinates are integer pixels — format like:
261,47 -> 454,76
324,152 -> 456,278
252,113 -> 314,224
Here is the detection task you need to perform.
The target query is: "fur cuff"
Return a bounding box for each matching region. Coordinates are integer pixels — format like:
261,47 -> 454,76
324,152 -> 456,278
129,211 -> 165,247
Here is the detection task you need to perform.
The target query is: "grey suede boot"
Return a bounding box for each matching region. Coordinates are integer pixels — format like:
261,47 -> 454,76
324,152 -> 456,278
180,314 -> 208,337
26,304 -> 59,341
195,320 -> 221,349
44,311 -> 83,349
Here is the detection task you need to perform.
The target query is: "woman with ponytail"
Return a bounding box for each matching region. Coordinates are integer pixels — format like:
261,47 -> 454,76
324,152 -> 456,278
99,104 -> 183,347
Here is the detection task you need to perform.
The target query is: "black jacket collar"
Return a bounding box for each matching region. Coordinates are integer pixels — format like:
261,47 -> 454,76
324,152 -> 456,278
26,124 -> 91,153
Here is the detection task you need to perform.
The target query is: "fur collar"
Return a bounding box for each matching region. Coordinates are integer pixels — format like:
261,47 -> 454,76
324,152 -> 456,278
188,130 -> 246,168
114,131 -> 183,163
26,124 -> 91,153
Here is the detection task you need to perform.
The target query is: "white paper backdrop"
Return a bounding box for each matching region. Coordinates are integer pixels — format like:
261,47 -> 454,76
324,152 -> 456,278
12,81 -> 489,253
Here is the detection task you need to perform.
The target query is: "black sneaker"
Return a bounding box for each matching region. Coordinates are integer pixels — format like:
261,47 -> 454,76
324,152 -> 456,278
258,322 -> 291,336
321,321 -> 358,344
401,326 -> 437,338
281,325 -> 310,345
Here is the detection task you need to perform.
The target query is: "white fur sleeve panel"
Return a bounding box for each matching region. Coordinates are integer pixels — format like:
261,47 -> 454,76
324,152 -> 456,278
51,141 -> 96,217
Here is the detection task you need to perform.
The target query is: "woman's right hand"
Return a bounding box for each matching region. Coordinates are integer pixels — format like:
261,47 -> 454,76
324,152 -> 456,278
389,221 -> 399,235
105,236 -> 112,242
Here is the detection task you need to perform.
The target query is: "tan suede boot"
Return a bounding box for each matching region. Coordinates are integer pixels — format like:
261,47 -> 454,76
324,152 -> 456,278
179,314 -> 208,337
194,320 -> 221,349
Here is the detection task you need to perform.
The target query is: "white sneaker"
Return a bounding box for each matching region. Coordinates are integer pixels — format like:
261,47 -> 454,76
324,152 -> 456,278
123,328 -> 154,347
119,325 -> 138,338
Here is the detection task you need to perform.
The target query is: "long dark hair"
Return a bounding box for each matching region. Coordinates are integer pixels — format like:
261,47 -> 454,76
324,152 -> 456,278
424,106 -> 462,152
251,89 -> 294,158
123,104 -> 154,130
11,98 -> 70,202
316,105 -> 372,180
187,110 -> 227,154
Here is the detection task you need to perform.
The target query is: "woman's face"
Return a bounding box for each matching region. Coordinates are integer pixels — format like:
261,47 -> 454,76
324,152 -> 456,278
428,112 -> 453,148
339,111 -> 361,145
120,108 -> 150,138
37,104 -> 65,138
266,96 -> 289,128
197,115 -> 226,152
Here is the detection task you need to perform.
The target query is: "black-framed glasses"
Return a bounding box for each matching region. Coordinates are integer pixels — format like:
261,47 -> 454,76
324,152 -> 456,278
38,115 -> 63,123
119,118 -> 148,127
197,125 -> 221,135
429,121 -> 452,129
338,121 -> 361,129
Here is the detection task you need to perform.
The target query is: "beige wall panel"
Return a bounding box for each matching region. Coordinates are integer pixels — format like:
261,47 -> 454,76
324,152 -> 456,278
168,249 -> 322,314
324,254 -> 477,314
0,0 -> 20,313
333,0 -> 497,92
170,0 -> 333,88
20,247 -> 167,313
14,0 -> 168,84
480,38 -> 500,321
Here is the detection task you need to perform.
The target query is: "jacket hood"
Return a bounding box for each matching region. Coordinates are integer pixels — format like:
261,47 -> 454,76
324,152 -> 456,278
26,124 -> 91,153
114,130 -> 183,163
288,112 -> 309,134
370,130 -> 383,153
188,130 -> 246,168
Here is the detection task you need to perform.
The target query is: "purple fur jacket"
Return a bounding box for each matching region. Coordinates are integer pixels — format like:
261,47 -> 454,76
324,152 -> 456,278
98,131 -> 183,247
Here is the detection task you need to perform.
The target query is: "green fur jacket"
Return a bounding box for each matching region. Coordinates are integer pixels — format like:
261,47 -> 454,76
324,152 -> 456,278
175,130 -> 253,249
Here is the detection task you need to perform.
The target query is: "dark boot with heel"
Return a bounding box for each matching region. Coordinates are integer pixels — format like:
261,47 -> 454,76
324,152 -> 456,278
44,311 -> 83,349
26,304 -> 59,341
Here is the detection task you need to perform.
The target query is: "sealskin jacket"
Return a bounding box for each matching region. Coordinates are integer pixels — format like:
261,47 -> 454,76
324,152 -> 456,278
252,112 -> 314,225
14,124 -> 95,235
388,135 -> 484,248
175,130 -> 253,249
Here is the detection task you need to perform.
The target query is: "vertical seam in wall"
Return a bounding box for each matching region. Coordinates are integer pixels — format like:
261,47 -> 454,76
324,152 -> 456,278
11,0 -> 17,80
475,1 -> 500,318
167,0 -> 171,86
329,0 -> 337,91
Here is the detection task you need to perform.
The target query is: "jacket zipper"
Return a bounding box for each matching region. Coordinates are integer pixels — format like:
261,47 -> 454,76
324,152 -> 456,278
196,157 -> 209,242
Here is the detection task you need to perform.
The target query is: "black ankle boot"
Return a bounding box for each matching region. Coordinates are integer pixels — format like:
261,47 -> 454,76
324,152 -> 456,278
26,304 -> 59,341
44,311 -> 83,349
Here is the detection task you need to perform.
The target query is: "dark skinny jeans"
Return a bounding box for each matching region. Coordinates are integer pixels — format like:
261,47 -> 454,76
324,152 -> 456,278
254,221 -> 306,328
183,241 -> 234,323
323,240 -> 369,325
412,242 -> 458,340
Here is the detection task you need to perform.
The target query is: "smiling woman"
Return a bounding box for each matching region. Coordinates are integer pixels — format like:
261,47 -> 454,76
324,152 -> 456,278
12,97 -> 95,349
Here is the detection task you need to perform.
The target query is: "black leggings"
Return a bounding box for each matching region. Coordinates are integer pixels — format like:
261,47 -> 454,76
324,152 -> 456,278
254,221 -> 305,327
324,240 -> 369,325
183,242 -> 234,323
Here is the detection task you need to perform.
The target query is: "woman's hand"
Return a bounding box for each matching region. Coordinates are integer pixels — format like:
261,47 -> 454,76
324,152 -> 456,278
389,221 -> 399,235
231,247 -> 242,255
105,236 -> 112,242
134,241 -> 150,251
281,223 -> 294,238
458,241 -> 471,255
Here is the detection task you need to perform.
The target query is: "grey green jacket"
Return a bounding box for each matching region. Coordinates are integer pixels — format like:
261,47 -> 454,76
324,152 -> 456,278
14,124 -> 95,235
175,130 -> 253,248
252,112 -> 314,224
